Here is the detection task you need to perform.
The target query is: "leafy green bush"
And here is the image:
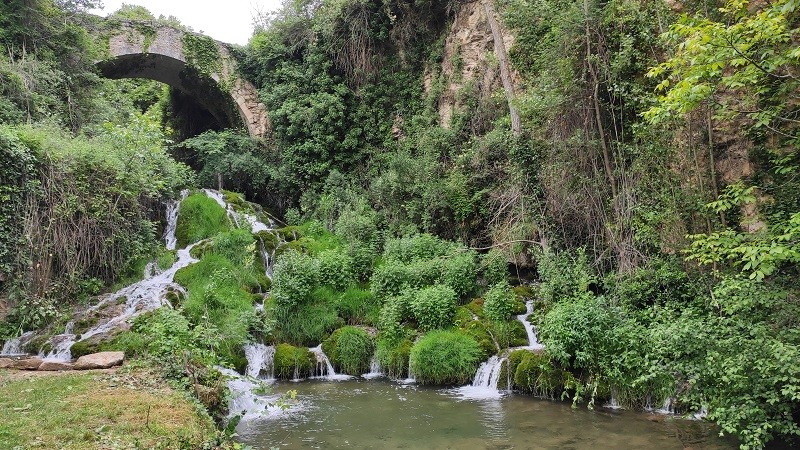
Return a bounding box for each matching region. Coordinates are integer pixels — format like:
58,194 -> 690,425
483,282 -> 517,322
383,234 -> 453,263
378,294 -> 413,342
439,251 -> 477,299
410,285 -> 457,331
481,249 -> 508,286
409,330 -> 482,385
274,343 -> 315,379
537,249 -> 595,304
317,248 -> 354,290
322,326 -> 373,375
370,260 -> 410,300
175,193 -> 229,248
271,250 -> 319,309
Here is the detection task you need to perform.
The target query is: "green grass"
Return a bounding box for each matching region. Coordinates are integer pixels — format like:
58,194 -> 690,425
322,326 -> 373,375
409,330 -> 482,385
175,192 -> 229,248
0,367 -> 214,449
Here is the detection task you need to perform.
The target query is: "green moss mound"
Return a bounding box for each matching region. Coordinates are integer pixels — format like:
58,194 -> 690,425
322,326 -> 373,375
376,337 -> 412,379
274,343 -> 315,379
175,192 -> 229,248
409,330 -> 482,385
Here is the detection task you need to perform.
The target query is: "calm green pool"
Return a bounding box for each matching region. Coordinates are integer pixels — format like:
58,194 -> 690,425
236,379 -> 735,449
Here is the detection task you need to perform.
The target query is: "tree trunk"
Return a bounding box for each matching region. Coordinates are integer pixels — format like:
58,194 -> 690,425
483,0 -> 521,135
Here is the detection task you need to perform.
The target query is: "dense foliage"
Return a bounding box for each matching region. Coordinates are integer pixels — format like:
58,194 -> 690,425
2,0 -> 800,447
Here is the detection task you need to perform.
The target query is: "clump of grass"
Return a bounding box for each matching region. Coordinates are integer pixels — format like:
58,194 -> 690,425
274,343 -> 315,379
175,192 -> 229,248
409,330 -> 482,385
322,326 -> 373,375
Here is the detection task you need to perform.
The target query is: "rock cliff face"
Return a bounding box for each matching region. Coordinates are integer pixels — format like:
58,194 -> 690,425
429,0 -> 521,129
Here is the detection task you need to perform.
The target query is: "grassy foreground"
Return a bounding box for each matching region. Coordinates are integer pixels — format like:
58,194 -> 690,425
0,365 -> 215,449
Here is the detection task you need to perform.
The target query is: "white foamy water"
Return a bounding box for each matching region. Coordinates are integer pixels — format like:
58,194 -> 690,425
244,343 -> 276,380
309,345 -> 352,381
457,299 -> 545,399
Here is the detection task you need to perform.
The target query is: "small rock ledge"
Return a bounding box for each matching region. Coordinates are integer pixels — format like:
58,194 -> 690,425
0,351 -> 124,371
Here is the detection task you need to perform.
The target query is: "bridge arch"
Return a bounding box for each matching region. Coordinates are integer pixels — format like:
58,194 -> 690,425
97,21 -> 269,138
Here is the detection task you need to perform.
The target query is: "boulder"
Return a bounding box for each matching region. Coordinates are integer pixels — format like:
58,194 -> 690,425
73,351 -> 124,370
0,357 -> 13,368
38,360 -> 74,371
12,357 -> 43,370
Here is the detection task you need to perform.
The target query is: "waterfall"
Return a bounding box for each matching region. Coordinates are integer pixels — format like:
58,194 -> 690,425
362,354 -> 384,379
606,387 -> 622,410
40,193 -> 207,361
516,300 -> 544,350
217,366 -> 289,419
244,343 -> 276,380
163,190 -> 187,251
308,345 -> 351,380
457,299 -> 544,398
1,331 -> 35,355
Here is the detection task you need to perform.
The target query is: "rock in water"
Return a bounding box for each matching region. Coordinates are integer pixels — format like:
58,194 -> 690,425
0,358 -> 13,368
73,351 -> 124,370
38,360 -> 74,371
12,357 -> 43,370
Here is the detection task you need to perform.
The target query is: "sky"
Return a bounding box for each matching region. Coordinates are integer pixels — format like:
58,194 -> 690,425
94,0 -> 283,45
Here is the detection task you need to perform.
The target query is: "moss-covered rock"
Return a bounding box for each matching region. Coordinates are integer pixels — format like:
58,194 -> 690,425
512,285 -> 536,300
274,343 -> 315,380
510,349 -> 570,398
322,326 -> 373,375
376,337 -> 412,379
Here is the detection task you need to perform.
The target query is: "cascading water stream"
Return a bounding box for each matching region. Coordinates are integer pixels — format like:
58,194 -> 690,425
362,354 -> 384,379
1,331 -> 35,356
516,299 -> 544,351
244,343 -> 276,380
458,298 -> 545,399
308,345 -> 352,380
39,191 -> 203,361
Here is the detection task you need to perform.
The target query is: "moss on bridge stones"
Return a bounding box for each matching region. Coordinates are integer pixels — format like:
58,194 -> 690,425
182,33 -> 221,77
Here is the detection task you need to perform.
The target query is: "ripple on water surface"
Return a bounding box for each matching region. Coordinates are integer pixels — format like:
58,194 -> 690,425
235,379 -> 736,449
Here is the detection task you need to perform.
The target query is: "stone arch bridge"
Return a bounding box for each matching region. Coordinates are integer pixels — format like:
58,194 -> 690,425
98,21 -> 269,137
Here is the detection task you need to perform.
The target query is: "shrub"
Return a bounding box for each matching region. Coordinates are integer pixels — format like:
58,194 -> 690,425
271,249 -> 319,309
410,285 -> 457,331
274,343 -> 315,379
439,251 -> 478,299
175,192 -> 229,248
370,260 -> 410,300
317,248 -> 354,290
378,294 -> 412,342
383,234 -> 453,263
409,330 -> 482,385
537,249 -> 595,304
322,326 -> 373,375
481,249 -> 508,286
483,282 -> 517,322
